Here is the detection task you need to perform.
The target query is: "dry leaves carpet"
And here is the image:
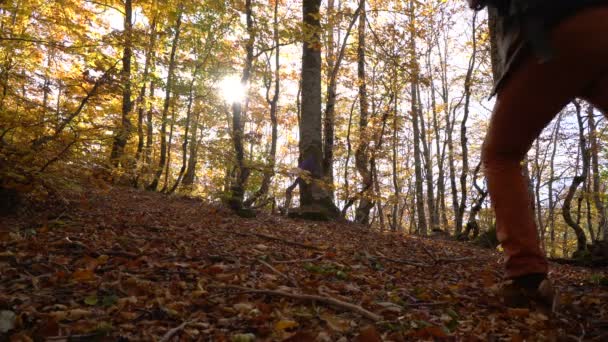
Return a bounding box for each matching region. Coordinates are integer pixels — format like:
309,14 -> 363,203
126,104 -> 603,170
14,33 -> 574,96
1,187 -> 607,341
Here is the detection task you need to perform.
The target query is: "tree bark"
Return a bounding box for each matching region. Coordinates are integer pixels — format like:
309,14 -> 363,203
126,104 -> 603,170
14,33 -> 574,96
409,0 -> 426,235
228,0 -> 254,211
110,0 -> 133,167
588,105 -> 607,242
135,16 -> 157,169
148,11 -> 182,191
562,102 -> 589,253
548,113 -> 562,257
244,0 -> 280,208
355,0 -> 374,224
169,63 -> 199,194
298,0 -> 338,217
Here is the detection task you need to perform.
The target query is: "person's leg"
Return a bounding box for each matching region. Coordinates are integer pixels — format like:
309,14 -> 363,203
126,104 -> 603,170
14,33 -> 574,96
483,6 -> 608,279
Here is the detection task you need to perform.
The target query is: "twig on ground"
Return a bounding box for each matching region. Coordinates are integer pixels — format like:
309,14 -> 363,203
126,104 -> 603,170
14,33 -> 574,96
375,255 -> 432,268
257,258 -> 299,288
211,284 -> 382,321
46,333 -> 101,341
226,230 -> 323,250
159,320 -> 192,342
421,244 -> 438,263
272,255 -> 323,264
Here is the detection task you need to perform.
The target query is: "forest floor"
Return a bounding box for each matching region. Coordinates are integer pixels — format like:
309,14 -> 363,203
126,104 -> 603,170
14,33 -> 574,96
0,186 -> 607,341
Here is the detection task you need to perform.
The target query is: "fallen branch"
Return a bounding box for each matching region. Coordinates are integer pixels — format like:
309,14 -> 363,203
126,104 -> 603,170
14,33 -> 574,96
374,255 -> 432,268
257,258 -> 299,288
159,320 -> 191,342
211,284 -> 382,321
227,230 -> 323,250
272,255 -> 323,264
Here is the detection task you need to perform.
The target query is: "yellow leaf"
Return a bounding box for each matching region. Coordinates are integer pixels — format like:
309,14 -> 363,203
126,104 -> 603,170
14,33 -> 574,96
274,320 -> 298,331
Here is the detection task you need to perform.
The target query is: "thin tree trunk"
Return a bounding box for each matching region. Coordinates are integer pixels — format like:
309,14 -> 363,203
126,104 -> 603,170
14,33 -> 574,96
588,105 -> 607,243
148,11 -> 182,191
182,111 -> 201,186
391,94 -> 400,231
408,0 -> 426,235
111,0 -> 133,167
562,101 -> 589,253
169,64 -> 199,194
244,0 -> 280,208
135,16 -> 157,167
228,0 -> 254,210
161,107 -> 176,193
418,85 -> 437,231
548,113 -> 562,257
457,12 -> 478,235
323,0 -> 362,199
355,0 -> 374,224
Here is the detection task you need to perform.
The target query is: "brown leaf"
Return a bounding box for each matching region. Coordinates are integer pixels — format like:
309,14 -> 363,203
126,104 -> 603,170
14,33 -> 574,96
282,331 -> 316,342
354,324 -> 382,342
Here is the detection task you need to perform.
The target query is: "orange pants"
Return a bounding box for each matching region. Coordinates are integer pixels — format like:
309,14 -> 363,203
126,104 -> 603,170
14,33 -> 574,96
482,6 -> 608,279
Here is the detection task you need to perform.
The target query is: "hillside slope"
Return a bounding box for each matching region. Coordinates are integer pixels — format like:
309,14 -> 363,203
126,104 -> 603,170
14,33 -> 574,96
1,187 -> 606,341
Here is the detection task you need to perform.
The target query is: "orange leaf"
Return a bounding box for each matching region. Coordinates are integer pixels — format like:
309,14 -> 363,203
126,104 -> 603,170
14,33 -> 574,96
72,269 -> 95,281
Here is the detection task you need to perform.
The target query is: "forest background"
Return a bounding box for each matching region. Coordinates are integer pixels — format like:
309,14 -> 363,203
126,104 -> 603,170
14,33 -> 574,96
1,0 -> 607,258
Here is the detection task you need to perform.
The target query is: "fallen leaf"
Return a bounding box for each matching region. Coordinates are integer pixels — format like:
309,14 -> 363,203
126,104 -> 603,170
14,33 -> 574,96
0,310 -> 16,333
354,324 -> 382,342
275,319 -> 298,331
72,269 -> 96,282
507,308 -> 530,318
319,312 -> 350,332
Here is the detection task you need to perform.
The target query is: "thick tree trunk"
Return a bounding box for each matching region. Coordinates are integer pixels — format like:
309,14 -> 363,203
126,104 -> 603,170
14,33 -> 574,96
299,0 -> 327,209
148,11 -> 182,191
110,0 -> 133,167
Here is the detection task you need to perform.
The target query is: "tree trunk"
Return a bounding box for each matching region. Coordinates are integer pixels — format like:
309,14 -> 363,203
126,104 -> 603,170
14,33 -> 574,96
418,84 -> 437,232
169,64 -> 199,194
298,0 -> 339,218
182,112 -> 202,187
244,0 -> 280,208
562,101 -> 589,253
110,0 -> 133,167
409,0 -> 426,235
323,0 -> 362,200
135,16 -> 157,168
457,12 -> 478,235
228,0 -> 254,211
588,105 -> 607,242
355,0 -> 374,224
548,113 -> 562,257
161,108 -> 176,193
148,11 -> 182,191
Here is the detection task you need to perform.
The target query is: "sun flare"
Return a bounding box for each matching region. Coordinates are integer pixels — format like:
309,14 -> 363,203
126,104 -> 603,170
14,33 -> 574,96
219,76 -> 247,104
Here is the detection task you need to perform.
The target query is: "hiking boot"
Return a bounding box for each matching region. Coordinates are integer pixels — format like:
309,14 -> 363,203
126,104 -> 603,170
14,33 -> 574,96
500,273 -> 556,312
